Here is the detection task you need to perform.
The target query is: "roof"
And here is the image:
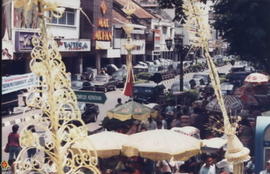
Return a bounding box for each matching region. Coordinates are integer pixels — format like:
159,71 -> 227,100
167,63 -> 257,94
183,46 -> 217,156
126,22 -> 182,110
148,8 -> 173,21
114,0 -> 157,19
112,9 -> 130,25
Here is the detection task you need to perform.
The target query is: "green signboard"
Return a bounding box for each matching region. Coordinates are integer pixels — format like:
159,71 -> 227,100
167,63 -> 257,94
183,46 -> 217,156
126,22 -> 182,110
74,90 -> 107,104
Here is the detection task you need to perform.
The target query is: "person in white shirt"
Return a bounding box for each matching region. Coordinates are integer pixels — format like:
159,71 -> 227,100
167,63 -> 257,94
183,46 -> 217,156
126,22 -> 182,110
260,160 -> 270,174
199,156 -> 216,174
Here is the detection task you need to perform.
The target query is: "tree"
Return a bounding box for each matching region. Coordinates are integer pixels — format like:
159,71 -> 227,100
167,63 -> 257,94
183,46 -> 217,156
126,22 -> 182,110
214,0 -> 270,73
158,0 -> 211,21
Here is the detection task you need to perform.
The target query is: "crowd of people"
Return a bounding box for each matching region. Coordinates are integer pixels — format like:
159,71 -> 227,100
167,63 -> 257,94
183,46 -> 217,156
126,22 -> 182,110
4,83 -> 269,174
99,81 -> 269,174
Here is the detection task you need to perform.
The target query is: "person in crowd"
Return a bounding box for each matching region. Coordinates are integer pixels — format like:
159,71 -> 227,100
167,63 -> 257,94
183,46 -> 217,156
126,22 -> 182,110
164,104 -> 175,129
144,117 -> 157,130
216,159 -> 233,174
170,114 -> 181,128
180,115 -> 192,127
156,160 -> 173,174
115,98 -> 122,107
199,156 -> 216,174
127,122 -> 139,135
157,115 -> 168,129
245,157 -> 255,174
260,160 -> 270,174
27,125 -> 37,159
7,124 -> 21,166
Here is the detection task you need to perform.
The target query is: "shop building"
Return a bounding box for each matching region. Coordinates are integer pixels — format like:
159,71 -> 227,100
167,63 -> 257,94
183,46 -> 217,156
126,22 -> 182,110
2,0 -> 91,77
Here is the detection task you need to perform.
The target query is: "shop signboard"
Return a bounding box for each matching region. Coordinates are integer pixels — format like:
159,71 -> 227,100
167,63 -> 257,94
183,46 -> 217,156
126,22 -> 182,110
121,39 -> 145,55
15,31 -> 91,52
2,73 -> 39,95
57,39 -> 91,52
74,90 -> 107,104
15,31 -> 38,52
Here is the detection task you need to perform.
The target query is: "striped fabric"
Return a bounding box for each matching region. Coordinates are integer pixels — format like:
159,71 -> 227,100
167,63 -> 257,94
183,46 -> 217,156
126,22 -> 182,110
206,95 -> 243,113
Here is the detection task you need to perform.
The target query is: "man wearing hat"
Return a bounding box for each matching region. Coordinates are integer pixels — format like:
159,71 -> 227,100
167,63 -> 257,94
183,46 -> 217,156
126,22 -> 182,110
260,160 -> 270,174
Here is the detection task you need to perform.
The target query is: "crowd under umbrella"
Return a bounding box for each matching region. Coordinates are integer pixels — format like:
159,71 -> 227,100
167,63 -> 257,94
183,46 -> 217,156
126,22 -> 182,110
122,129 -> 201,161
206,95 -> 244,115
106,101 -> 157,122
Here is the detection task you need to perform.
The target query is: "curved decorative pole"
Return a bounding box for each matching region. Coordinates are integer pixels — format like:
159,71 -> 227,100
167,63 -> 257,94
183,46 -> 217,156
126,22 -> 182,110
122,0 -> 136,97
13,0 -> 100,173
182,0 -> 250,173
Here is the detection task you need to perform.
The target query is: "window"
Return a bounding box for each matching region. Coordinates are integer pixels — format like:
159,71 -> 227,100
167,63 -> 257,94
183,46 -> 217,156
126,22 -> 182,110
50,8 -> 75,26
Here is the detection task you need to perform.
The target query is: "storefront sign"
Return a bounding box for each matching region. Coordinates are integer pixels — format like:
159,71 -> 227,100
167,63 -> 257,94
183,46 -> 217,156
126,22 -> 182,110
121,39 -> 145,55
15,31 -> 38,52
2,40 -> 13,60
2,73 -> 39,95
96,41 -> 111,50
57,39 -> 91,52
107,49 -> 121,58
94,0 -> 112,42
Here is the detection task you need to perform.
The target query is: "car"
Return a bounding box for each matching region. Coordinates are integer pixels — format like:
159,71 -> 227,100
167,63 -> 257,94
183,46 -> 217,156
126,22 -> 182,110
226,71 -> 252,87
71,80 -> 94,90
192,73 -> 210,85
81,67 -> 97,81
71,80 -> 95,91
171,80 -> 193,93
79,102 -> 100,123
105,64 -> 119,75
229,66 -> 246,73
220,82 -> 234,95
91,74 -> 117,92
67,102 -> 100,126
111,69 -> 127,88
133,83 -> 165,104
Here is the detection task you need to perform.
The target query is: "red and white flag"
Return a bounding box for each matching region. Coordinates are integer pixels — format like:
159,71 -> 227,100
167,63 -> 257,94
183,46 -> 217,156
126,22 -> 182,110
123,68 -> 134,97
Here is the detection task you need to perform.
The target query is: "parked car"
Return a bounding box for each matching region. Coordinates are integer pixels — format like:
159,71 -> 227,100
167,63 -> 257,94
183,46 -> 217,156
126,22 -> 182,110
133,83 -> 165,104
81,67 -> 96,81
220,82 -> 235,95
226,71 -> 252,87
171,80 -> 193,94
79,102 -> 100,123
192,73 -> 210,85
229,66 -> 246,73
133,64 -> 148,74
71,80 -> 95,91
105,64 -> 119,75
68,102 -> 100,126
91,74 -> 117,92
111,69 -> 127,88
214,57 -> 226,66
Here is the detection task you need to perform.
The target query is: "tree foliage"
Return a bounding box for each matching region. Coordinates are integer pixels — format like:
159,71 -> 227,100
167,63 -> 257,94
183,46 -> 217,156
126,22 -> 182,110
214,0 -> 270,72
158,0 -> 210,21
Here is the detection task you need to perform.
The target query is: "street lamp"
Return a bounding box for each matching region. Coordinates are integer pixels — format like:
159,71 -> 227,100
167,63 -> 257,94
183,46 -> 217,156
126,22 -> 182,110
165,38 -> 173,60
174,36 -> 184,91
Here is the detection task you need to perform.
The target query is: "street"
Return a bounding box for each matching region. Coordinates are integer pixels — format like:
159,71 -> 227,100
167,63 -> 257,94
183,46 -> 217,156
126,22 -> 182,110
1,64 -> 232,162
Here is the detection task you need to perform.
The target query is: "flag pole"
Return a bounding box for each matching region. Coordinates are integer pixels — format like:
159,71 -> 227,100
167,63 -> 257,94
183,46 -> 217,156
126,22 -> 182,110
122,0 -> 136,98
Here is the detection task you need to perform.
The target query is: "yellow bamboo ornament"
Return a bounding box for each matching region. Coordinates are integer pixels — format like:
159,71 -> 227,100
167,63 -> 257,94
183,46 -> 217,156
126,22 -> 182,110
13,1 -> 100,173
182,0 -> 250,173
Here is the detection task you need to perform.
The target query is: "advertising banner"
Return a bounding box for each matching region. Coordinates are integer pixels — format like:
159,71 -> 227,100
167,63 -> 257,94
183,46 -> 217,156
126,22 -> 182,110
58,39 -> 91,52
2,73 -> 39,95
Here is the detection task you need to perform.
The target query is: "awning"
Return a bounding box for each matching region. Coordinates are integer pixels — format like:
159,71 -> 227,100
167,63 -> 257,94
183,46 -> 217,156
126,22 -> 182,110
114,0 -> 157,19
